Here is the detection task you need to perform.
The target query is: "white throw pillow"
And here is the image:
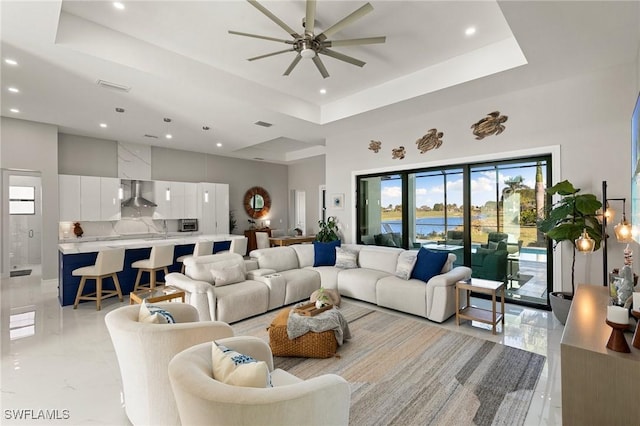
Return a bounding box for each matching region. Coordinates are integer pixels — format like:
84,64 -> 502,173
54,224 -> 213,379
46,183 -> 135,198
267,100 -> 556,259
211,343 -> 270,388
335,247 -> 358,269
211,264 -> 245,287
395,251 -> 418,280
138,300 -> 176,324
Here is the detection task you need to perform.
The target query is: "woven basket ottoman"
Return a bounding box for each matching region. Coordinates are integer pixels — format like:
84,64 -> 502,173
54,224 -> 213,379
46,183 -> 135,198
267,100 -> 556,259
268,307 -> 338,358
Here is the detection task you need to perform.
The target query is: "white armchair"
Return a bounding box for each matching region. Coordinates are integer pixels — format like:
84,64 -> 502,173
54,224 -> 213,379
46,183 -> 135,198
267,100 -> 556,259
105,303 -> 234,426
168,336 -> 351,426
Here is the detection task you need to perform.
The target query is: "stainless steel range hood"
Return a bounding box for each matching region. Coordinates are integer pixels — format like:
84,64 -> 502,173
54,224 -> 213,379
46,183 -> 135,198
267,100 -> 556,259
121,180 -> 157,208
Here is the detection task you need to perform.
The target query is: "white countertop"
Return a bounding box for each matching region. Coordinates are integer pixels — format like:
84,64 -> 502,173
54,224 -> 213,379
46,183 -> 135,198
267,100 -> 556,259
58,234 -> 242,254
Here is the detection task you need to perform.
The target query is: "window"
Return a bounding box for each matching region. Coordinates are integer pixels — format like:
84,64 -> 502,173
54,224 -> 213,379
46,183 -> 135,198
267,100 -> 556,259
9,186 -> 35,215
356,155 -> 552,309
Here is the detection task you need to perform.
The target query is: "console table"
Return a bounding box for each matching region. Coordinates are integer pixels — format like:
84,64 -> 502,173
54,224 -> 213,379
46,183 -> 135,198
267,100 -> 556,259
561,284 -> 640,424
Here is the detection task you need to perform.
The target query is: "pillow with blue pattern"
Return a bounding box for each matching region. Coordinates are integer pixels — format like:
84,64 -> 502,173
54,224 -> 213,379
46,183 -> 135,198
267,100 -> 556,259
212,342 -> 271,388
138,300 -> 176,324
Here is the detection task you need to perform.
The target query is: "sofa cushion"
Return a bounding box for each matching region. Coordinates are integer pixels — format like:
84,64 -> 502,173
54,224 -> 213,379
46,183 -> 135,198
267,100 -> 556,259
251,246 -> 300,272
185,253 -> 247,283
313,240 -> 341,267
138,300 -> 176,324
211,264 -> 245,287
357,246 -> 403,274
279,269 -> 321,304
411,248 -> 449,282
335,247 -> 358,269
212,343 -> 270,388
395,251 -> 418,280
290,244 -> 315,268
214,280 -> 270,323
337,268 -> 389,304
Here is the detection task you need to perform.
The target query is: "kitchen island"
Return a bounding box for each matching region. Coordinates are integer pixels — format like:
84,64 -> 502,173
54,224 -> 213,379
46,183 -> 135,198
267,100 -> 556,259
58,234 -> 242,307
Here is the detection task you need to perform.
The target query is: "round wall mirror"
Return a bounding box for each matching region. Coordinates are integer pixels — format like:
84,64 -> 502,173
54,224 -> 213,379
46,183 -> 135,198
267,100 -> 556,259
244,186 -> 271,219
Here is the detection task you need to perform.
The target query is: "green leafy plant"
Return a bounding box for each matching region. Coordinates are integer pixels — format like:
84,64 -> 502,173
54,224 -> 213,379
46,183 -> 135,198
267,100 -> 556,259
316,216 -> 339,242
538,180 -> 602,296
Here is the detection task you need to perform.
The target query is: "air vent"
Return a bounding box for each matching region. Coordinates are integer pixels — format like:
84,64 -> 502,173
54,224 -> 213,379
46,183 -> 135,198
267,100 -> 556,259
144,134 -> 159,139
254,121 -> 273,128
97,80 -> 131,93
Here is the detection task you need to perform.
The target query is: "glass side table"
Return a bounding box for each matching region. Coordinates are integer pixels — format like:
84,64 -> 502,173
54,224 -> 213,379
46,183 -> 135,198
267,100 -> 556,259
129,285 -> 185,305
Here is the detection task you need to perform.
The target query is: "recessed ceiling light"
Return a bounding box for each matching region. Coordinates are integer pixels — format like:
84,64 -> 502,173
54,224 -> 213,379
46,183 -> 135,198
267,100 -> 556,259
202,126 -> 210,131
4,58 -> 18,66
8,87 -> 19,93
216,143 -> 222,147
10,108 -> 20,113
165,134 -> 173,139
319,88 -> 327,94
113,2 -> 125,10
465,27 -> 476,36
100,123 -> 108,128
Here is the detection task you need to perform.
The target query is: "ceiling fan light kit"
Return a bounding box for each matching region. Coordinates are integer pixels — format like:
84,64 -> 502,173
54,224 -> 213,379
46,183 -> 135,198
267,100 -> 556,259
229,0 -> 386,78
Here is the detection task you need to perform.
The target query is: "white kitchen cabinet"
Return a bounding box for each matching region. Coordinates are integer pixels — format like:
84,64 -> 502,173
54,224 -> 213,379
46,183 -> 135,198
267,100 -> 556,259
80,176 -> 101,221
100,177 -> 121,220
59,175 -> 122,222
198,183 -> 229,234
184,183 -> 198,219
153,181 -> 197,219
153,180 -> 171,219
59,174 -> 81,221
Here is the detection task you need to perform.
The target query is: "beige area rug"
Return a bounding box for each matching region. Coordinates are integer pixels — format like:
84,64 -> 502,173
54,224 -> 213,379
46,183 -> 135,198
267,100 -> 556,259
232,301 -> 546,426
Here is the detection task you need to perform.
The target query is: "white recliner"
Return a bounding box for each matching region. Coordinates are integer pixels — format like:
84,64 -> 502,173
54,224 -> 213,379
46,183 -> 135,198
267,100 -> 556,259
168,337 -> 351,426
105,303 -> 234,426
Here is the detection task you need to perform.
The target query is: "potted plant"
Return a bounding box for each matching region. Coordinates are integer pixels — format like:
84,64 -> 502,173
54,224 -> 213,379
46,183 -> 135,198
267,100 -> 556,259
316,216 -> 339,242
538,180 -> 602,324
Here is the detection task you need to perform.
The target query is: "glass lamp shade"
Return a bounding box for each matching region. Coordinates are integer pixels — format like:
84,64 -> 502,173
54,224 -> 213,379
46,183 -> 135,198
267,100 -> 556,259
614,219 -> 632,243
575,228 -> 595,253
604,206 -> 616,221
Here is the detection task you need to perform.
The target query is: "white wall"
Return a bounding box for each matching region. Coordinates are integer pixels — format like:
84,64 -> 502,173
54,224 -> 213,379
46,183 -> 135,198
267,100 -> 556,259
325,64 -> 639,293
1,117 -> 58,280
288,155 -> 325,235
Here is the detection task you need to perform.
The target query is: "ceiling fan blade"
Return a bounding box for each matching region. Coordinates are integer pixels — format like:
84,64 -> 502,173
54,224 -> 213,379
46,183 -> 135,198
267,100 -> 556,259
312,55 -> 330,79
283,54 -> 302,76
322,36 -> 386,48
317,2 -> 374,41
305,0 -> 316,36
248,48 -> 295,61
247,0 -> 299,38
229,30 -> 294,44
320,48 -> 365,67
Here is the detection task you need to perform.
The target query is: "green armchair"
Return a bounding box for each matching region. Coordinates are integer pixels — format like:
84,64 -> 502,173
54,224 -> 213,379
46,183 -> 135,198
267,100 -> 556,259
472,241 -> 508,282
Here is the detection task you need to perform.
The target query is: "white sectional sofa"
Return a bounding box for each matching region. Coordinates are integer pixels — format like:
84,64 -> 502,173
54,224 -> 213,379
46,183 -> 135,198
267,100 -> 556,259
166,244 -> 471,324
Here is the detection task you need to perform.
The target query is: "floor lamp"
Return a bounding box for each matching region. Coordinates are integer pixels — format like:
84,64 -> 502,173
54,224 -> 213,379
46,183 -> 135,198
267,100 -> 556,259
601,180 -> 633,286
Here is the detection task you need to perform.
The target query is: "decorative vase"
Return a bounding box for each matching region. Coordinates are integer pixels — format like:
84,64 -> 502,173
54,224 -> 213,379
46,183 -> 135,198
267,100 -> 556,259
315,300 -> 324,309
549,291 -> 572,325
610,245 -> 635,307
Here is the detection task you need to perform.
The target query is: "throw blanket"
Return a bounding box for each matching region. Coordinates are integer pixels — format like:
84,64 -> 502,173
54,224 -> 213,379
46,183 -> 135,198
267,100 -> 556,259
287,303 -> 352,345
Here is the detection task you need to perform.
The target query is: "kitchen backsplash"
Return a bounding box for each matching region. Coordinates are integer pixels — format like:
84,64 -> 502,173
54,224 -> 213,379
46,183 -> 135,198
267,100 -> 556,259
59,217 -> 179,241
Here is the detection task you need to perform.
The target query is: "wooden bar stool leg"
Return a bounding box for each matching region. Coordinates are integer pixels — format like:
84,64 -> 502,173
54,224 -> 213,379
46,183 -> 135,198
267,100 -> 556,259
113,273 -> 123,301
96,276 -> 103,311
74,276 -> 87,309
134,269 -> 143,292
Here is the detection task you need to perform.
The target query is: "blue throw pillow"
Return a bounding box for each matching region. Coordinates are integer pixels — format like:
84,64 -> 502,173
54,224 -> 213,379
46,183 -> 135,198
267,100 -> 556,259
313,240 -> 341,267
410,248 -> 449,283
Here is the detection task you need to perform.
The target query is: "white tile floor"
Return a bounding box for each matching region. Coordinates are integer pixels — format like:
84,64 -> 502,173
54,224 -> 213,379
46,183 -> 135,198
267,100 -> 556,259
0,271 -> 563,425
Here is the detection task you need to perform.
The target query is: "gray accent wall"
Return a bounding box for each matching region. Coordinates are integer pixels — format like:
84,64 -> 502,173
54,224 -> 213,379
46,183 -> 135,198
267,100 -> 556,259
58,133 -> 118,177
1,117 -> 59,280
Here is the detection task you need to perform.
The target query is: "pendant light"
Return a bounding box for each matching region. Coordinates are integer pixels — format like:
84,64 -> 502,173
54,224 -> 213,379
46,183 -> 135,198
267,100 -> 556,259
575,228 -> 595,253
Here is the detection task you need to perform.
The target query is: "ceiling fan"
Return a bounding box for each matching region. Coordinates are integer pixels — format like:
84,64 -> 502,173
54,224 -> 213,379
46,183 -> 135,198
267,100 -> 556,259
229,0 -> 386,79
